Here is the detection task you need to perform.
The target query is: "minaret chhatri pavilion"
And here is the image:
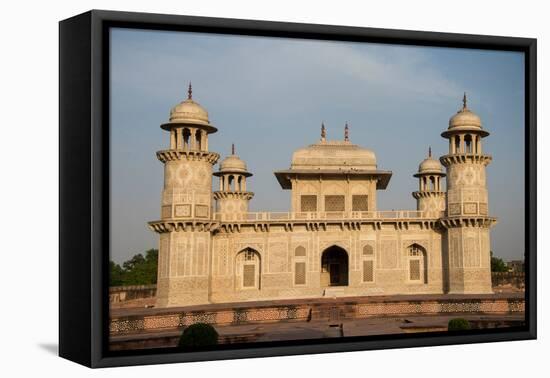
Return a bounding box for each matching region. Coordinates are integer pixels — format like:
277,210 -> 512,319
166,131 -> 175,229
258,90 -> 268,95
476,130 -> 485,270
413,147 -> 446,217
440,93 -> 496,294
149,84 -> 220,307
213,144 -> 254,220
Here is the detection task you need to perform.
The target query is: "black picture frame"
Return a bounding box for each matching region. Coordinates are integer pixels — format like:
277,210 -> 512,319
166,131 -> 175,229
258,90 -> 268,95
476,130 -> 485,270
59,9 -> 537,368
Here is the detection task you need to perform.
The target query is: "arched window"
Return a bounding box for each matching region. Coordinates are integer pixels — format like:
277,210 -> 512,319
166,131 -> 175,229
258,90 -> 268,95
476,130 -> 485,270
464,134 -> 473,153
363,245 -> 374,257
236,248 -> 261,289
408,244 -> 428,283
362,245 -> 375,283
170,129 -> 177,149
195,129 -> 202,150
454,135 -> 460,153
295,246 -> 306,257
294,246 -> 307,285
182,128 -> 191,150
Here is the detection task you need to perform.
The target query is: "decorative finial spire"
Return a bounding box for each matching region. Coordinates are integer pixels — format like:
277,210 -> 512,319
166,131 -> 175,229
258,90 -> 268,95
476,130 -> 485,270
321,122 -> 326,142
344,122 -> 349,142
231,143 -> 235,155
428,146 -> 432,158
462,92 -> 467,110
188,82 -> 193,100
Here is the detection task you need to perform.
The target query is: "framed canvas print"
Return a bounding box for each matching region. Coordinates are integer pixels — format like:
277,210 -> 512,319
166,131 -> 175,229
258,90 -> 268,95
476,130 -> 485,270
59,10 -> 536,368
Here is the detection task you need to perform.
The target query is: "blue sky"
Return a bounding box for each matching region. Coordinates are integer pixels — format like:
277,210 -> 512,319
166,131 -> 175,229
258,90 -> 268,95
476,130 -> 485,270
110,28 -> 525,264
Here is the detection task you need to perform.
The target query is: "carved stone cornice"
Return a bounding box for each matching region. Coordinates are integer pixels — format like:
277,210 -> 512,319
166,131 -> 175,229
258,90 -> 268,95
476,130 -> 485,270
412,191 -> 446,200
156,149 -> 220,165
213,191 -> 254,200
148,220 -> 220,233
439,216 -> 497,229
440,153 -> 492,167
213,218 -> 444,234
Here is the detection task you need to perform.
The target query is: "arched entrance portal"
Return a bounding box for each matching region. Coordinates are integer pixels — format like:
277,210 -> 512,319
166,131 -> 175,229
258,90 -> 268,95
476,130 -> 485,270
321,246 -> 349,286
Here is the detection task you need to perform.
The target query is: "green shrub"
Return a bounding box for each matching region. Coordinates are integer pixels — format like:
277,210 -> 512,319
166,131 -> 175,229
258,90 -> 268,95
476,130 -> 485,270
178,323 -> 219,348
448,318 -> 471,331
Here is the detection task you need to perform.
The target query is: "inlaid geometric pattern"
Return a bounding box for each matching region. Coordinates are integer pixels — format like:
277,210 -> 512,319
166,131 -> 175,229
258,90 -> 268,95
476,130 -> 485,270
295,246 -> 306,257
301,195 -> 317,212
161,205 -> 172,218
244,249 -> 255,261
195,204 -> 209,218
174,204 -> 191,217
380,240 -> 398,268
110,298 -> 525,334
449,203 -> 461,215
463,202 -> 478,215
295,262 -> 306,285
363,260 -> 374,282
362,245 -> 374,256
324,195 -> 345,211
479,202 -> 488,215
464,237 -> 480,268
409,260 -> 421,281
243,265 -> 255,287
159,237 -> 169,278
352,195 -> 369,211
409,246 -> 423,256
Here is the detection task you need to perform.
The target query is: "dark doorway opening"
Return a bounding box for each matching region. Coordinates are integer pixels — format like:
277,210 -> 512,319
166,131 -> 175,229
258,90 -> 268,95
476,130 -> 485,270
321,246 -> 349,286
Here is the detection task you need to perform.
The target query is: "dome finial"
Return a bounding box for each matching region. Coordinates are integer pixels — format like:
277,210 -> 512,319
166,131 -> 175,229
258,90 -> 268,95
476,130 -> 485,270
344,122 -> 349,142
428,146 -> 432,158
231,143 -> 235,155
188,82 -> 193,100
321,122 -> 326,142
462,92 -> 467,110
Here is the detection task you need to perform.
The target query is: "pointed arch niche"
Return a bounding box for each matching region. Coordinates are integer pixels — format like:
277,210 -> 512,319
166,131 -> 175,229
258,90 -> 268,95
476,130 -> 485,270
407,244 -> 428,284
235,248 -> 261,290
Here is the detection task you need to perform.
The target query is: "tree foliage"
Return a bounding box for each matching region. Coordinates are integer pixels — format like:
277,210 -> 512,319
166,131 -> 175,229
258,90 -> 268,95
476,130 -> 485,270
490,251 -> 508,273
178,323 -> 219,348
110,249 -> 158,286
448,318 -> 471,331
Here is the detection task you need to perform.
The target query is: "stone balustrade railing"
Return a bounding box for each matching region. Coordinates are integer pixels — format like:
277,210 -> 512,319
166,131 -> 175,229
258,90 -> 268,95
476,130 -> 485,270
213,210 -> 443,222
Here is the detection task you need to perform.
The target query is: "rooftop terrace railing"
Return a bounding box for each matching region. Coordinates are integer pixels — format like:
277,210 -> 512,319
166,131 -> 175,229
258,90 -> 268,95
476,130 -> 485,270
213,210 -> 442,222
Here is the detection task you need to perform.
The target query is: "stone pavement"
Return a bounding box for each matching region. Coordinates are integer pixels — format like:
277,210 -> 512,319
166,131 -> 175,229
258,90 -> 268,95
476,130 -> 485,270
109,313 -> 525,350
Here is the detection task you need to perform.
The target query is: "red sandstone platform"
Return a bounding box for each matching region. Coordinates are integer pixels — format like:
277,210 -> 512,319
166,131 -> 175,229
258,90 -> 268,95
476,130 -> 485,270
110,313 -> 526,351
110,293 -> 525,337
111,292 -> 524,317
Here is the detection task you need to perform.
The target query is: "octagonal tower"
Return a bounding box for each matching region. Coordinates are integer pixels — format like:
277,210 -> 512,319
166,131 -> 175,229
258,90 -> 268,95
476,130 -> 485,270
213,144 -> 254,221
149,84 -> 220,307
413,147 -> 446,217
440,94 -> 496,294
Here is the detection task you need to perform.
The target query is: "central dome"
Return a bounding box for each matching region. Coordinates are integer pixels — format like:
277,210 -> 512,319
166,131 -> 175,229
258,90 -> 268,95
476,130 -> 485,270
291,140 -> 377,170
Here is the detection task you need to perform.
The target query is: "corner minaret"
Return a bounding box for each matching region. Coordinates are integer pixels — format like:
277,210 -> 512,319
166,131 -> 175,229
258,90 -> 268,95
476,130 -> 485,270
149,83 -> 220,307
413,147 -> 446,217
440,94 -> 496,294
213,144 -> 254,220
